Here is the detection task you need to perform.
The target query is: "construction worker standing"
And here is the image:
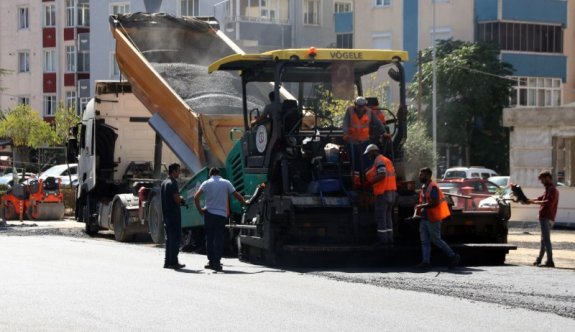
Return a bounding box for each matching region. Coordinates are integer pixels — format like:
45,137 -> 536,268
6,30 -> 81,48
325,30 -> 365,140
343,96 -> 385,184
416,167 -> 460,269
364,144 -> 396,244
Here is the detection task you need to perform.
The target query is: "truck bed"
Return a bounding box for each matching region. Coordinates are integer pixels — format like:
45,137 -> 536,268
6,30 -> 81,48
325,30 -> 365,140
109,13 -> 267,171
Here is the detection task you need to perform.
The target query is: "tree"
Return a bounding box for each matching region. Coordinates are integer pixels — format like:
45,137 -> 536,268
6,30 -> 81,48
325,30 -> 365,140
0,104 -> 53,171
409,39 -> 514,174
403,108 -> 435,182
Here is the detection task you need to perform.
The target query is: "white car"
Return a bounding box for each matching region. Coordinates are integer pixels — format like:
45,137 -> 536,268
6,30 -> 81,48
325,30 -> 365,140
488,176 -> 510,188
39,163 -> 78,187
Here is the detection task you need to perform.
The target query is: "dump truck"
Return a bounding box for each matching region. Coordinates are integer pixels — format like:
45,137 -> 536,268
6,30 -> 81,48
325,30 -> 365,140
75,13 -> 285,243
75,80 -> 185,241
101,12 -> 515,265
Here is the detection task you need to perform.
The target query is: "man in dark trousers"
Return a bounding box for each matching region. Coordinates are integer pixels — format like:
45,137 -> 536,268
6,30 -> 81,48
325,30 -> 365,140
416,167 -> 460,269
194,168 -> 248,271
161,163 -> 186,269
528,170 -> 559,268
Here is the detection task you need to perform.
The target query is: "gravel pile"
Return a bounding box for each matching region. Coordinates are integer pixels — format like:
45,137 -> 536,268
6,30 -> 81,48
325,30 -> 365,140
151,62 -> 266,114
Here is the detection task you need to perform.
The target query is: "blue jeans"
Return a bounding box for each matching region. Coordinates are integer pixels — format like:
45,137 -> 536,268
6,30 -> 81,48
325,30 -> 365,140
204,211 -> 227,265
419,219 -> 455,264
164,217 -> 181,265
538,218 -> 553,263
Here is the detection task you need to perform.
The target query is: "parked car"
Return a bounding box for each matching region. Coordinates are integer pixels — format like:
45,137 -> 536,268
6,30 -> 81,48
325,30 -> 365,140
39,163 -> 78,187
478,186 -> 513,221
437,178 -> 500,210
488,176 -> 510,188
0,172 -> 38,187
442,166 -> 498,180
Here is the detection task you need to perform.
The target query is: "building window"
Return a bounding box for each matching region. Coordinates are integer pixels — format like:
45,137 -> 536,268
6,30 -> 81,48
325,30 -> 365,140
66,46 -> 76,72
44,4 -> 56,27
18,96 -> 30,106
111,52 -> 121,78
44,95 -> 57,116
304,0 -> 321,25
44,49 -> 57,73
66,0 -> 75,26
509,76 -> 562,107
18,51 -> 30,73
78,2 -> 90,26
374,0 -> 391,8
79,97 -> 89,115
553,137 -> 574,187
111,3 -> 130,15
336,33 -> 353,48
18,7 -> 29,29
66,91 -> 77,111
372,32 -> 392,49
477,22 -> 563,54
78,52 -> 90,72
335,2 -> 352,12
430,27 -> 452,45
180,0 -> 199,16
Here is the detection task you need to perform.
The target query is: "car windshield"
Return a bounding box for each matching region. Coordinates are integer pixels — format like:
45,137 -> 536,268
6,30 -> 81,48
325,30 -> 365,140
444,171 -> 466,178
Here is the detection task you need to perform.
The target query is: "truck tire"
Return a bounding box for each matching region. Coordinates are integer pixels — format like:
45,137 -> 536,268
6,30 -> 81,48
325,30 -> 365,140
112,201 -> 132,242
148,195 -> 165,244
83,194 -> 99,236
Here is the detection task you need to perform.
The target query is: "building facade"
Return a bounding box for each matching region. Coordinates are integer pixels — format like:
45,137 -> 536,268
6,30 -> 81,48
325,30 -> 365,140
0,0 -> 90,117
90,0 -> 339,91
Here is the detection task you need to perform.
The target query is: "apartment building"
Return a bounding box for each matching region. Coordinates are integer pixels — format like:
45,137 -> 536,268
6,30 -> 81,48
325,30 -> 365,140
90,0 -> 338,87
0,0 -> 90,117
353,0 -> 572,107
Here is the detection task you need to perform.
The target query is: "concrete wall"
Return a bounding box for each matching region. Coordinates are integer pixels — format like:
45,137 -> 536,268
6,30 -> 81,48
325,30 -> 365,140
503,106 -> 575,225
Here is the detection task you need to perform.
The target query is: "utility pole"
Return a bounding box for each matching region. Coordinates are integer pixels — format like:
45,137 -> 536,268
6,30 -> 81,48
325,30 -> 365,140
432,1 -> 438,176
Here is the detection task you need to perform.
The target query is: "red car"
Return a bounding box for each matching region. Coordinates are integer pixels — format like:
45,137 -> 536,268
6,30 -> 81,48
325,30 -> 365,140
437,178 -> 501,210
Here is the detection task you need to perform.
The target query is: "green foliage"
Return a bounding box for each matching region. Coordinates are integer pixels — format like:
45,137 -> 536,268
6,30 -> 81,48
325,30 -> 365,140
53,103 -> 80,145
315,74 -> 392,127
0,104 -> 52,148
409,39 -> 514,174
403,117 -> 435,181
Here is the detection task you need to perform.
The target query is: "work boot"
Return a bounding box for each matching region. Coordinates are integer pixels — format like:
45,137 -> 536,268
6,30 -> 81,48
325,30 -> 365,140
540,261 -> 555,268
533,258 -> 542,266
415,262 -> 431,269
173,263 -> 185,269
449,254 -> 461,269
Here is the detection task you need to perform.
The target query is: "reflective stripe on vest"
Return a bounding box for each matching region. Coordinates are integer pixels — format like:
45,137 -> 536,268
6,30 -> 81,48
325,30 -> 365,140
366,155 -> 397,195
418,181 -> 451,222
348,108 -> 371,141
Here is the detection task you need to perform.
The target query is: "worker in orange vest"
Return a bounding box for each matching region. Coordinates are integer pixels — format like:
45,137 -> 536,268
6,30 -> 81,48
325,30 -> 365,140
364,144 -> 397,244
416,167 -> 460,269
343,96 -> 385,184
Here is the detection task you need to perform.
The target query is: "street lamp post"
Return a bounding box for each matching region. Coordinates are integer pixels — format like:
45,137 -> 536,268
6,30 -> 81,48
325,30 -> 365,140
432,1 -> 438,176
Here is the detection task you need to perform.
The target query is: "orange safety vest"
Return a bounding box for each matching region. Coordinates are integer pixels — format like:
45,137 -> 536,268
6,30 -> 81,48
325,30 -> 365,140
365,155 -> 397,195
348,107 -> 372,142
418,181 -> 451,223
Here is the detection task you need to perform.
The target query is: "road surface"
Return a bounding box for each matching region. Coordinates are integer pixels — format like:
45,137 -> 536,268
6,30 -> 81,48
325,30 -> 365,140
0,232 -> 574,331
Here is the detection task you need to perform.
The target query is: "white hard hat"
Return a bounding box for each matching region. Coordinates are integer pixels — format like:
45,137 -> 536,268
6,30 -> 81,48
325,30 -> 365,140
355,96 -> 367,106
363,144 -> 379,155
